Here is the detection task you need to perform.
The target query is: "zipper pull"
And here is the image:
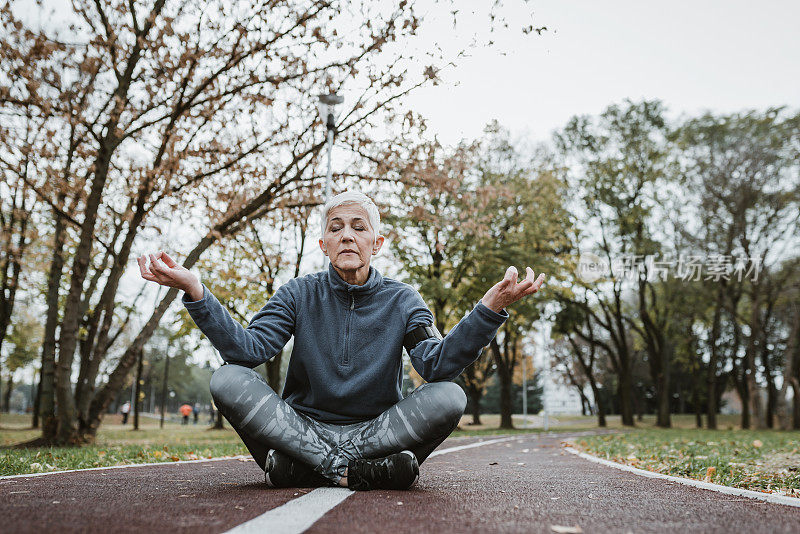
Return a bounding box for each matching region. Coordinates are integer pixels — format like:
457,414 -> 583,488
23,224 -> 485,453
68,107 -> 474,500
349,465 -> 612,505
350,294 -> 355,310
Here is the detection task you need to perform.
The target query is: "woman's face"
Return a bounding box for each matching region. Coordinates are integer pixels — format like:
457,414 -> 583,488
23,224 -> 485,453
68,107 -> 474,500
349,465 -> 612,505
319,203 -> 384,282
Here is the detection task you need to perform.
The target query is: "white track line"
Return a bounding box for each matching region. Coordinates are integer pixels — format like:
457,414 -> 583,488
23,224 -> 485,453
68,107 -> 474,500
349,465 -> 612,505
0,455 -> 250,480
225,487 -> 354,534
428,436 -> 518,457
223,435 -> 522,534
564,446 -> 800,509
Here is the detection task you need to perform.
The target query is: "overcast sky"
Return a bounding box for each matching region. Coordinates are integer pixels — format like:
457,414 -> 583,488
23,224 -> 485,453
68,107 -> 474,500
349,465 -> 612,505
404,0 -> 800,145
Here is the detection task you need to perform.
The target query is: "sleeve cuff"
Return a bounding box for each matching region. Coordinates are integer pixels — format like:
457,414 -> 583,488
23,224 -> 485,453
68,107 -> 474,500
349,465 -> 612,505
182,284 -> 210,308
474,300 -> 509,322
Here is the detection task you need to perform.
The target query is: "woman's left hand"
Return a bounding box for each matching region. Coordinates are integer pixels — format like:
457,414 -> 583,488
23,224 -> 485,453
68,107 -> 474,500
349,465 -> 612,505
480,266 -> 545,313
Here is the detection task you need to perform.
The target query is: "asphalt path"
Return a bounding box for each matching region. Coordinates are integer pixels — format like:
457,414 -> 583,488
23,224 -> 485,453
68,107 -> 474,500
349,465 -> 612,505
2,432 -> 798,533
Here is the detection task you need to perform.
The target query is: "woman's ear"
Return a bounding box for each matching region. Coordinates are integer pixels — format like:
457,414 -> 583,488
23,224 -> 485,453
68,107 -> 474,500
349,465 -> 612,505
372,234 -> 385,255
318,238 -> 327,256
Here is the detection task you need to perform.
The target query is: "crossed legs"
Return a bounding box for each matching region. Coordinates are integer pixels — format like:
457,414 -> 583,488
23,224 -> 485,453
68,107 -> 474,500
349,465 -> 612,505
209,364 -> 466,485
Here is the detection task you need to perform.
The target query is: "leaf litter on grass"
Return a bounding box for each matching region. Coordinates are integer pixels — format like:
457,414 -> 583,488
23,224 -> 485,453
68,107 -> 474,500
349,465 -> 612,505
574,429 -> 800,498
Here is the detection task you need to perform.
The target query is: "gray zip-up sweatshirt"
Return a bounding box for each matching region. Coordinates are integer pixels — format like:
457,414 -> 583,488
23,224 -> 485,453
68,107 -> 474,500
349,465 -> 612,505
183,263 -> 508,424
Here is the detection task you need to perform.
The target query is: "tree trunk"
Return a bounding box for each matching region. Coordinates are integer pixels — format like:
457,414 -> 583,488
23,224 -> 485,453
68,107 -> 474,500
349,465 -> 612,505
498,365 -> 513,429
654,346 -> 671,428
490,338 -> 514,430
692,378 -> 703,428
706,292 -> 724,430
32,371 -> 42,428
0,184 -> 30,363
467,384 -> 483,425
763,353 -> 777,429
736,373 -> 751,429
656,372 -> 670,428
2,375 -> 11,412
776,310 -> 799,429
213,410 -> 225,430
38,209 -> 67,442
133,348 -> 144,431
745,291 -> 764,429
588,377 -> 606,427
619,364 -> 635,426
791,378 -> 800,430
159,351 -> 171,429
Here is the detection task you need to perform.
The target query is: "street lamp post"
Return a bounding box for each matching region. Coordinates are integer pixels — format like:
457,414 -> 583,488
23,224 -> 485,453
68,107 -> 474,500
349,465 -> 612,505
543,347 -> 550,432
522,350 -> 527,428
317,93 -> 343,268
317,93 -> 344,201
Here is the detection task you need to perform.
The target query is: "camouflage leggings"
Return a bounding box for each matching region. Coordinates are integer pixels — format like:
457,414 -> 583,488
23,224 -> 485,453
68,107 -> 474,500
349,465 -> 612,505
209,364 -> 467,483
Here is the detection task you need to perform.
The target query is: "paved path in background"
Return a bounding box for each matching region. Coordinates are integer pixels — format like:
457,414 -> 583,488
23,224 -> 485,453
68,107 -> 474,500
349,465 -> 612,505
2,432 -> 799,533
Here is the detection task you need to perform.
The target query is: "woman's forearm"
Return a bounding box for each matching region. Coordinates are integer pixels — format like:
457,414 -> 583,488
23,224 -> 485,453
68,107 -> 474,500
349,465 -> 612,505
183,279 -> 204,302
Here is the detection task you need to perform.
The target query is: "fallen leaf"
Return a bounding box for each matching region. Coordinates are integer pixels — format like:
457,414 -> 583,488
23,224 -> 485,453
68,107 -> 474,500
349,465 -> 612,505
753,440 -> 763,448
704,466 -> 716,482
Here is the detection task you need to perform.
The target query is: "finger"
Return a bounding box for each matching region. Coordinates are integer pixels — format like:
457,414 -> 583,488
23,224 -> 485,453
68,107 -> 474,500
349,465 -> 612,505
138,255 -> 154,278
141,272 -> 159,282
149,253 -> 165,273
515,267 -> 535,289
524,273 -> 546,295
523,266 -> 534,282
137,255 -> 147,277
516,278 -> 534,293
138,255 -> 160,283
502,266 -> 518,287
159,251 -> 178,268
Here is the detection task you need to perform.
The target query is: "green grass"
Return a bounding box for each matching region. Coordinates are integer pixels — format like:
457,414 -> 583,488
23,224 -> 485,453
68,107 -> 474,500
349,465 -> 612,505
572,428 -> 800,498
0,413 -> 249,476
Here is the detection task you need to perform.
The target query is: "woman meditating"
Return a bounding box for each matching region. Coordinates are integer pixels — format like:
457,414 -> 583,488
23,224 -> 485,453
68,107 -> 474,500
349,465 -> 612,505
137,190 -> 545,490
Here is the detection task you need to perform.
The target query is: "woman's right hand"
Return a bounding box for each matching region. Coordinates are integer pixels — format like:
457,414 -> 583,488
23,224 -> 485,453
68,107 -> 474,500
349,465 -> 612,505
137,251 -> 203,301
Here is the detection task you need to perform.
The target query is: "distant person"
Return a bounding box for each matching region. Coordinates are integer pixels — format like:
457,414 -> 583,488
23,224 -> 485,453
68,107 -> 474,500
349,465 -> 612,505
179,403 -> 193,425
193,403 -> 200,424
121,401 -> 131,425
138,191 -> 545,490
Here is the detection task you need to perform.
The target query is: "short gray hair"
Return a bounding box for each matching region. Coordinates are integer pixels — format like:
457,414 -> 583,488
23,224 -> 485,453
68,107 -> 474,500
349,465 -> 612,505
320,191 -> 381,239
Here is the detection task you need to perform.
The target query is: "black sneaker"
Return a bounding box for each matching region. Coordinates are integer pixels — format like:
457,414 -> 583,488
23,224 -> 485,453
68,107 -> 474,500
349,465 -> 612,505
347,450 -> 419,491
264,449 -> 332,488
